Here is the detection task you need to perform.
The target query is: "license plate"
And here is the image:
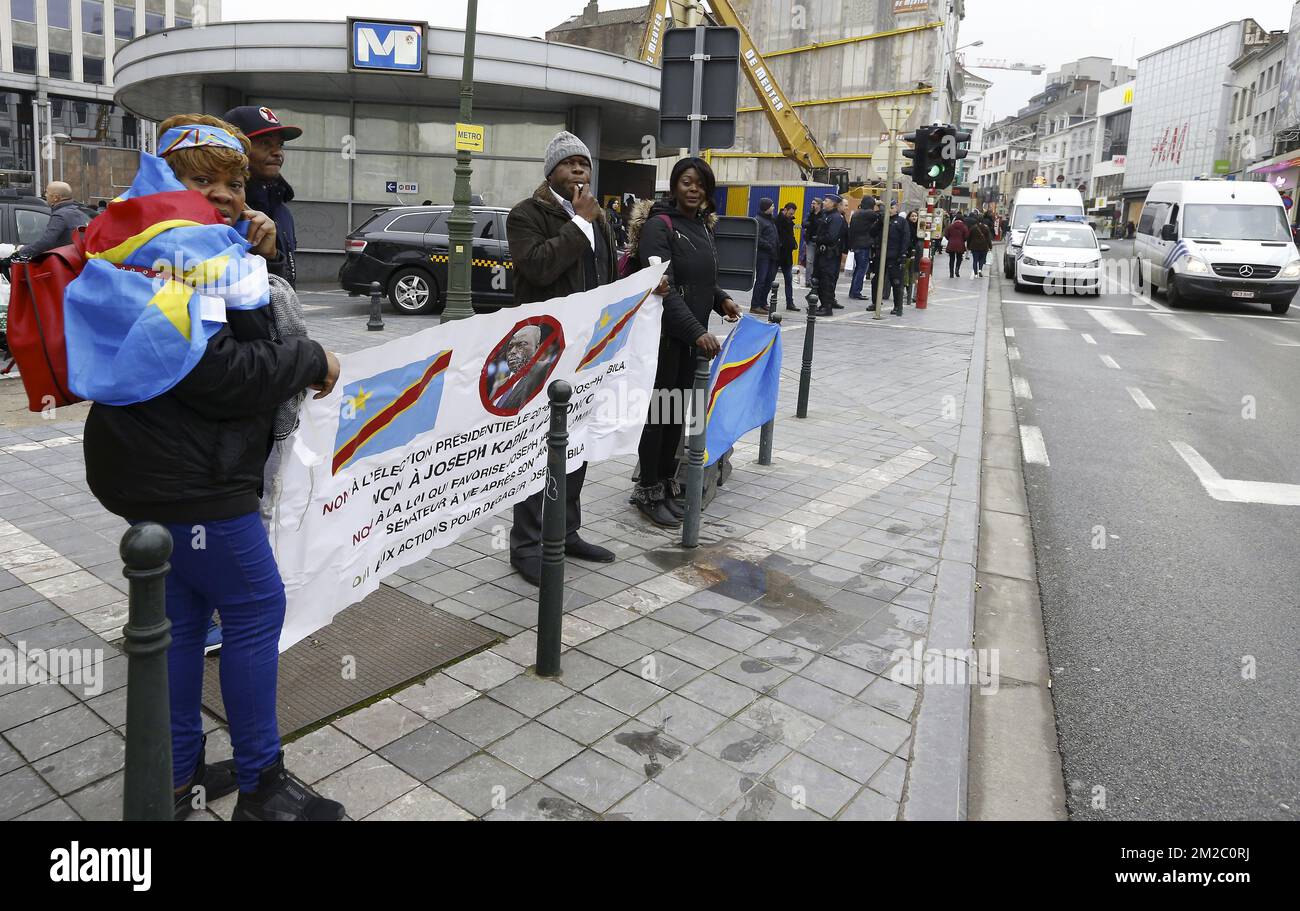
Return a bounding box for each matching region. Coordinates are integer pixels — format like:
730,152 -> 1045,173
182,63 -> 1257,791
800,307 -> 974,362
1231,290 -> 1256,299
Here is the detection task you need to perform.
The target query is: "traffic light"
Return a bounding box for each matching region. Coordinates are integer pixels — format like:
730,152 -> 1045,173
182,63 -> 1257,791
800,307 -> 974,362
931,126 -> 972,191
902,127 -> 932,186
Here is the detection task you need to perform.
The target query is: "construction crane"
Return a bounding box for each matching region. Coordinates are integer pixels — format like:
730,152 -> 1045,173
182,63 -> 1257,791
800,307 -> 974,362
637,0 -> 847,189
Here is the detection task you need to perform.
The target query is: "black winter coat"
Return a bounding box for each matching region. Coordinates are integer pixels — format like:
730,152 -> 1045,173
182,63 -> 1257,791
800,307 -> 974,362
636,200 -> 730,347
756,211 -> 778,259
507,183 -> 619,305
814,211 -> 848,255
247,177 -> 297,287
880,214 -> 911,264
776,213 -> 797,260
848,208 -> 881,250
84,307 -> 328,523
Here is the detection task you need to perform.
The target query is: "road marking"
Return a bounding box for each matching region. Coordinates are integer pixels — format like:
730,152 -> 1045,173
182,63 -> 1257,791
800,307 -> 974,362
1028,306 -> 1069,330
1081,333 -> 1097,345
1237,324 -> 1300,346
1007,345 -> 1021,361
1155,313 -> 1223,341
1008,298 -> 1295,321
1087,309 -> 1145,335
1004,327 -> 1015,338
1126,387 -> 1156,411
1013,376 -> 1033,400
1020,426 -> 1050,466
1100,355 -> 1121,369
1171,442 -> 1300,506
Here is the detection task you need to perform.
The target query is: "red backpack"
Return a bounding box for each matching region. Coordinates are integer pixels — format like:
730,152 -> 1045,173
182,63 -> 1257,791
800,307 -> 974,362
5,227 -> 87,412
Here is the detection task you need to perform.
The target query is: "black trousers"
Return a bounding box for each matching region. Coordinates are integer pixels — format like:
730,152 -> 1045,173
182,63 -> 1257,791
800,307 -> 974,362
948,250 -> 965,276
510,462 -> 587,561
638,338 -> 695,487
872,261 -> 905,310
814,252 -> 840,305
778,262 -> 795,306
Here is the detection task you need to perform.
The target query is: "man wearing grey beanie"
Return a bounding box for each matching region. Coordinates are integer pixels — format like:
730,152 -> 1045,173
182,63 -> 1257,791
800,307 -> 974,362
503,130 -> 620,585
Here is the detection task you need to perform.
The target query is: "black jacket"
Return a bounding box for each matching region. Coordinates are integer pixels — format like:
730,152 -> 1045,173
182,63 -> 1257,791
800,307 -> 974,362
756,211 -> 778,259
776,212 -> 797,260
848,208 -> 881,250
634,199 -> 730,346
814,211 -> 848,255
507,183 -> 619,304
881,214 -> 911,264
802,208 -> 822,246
20,201 -> 90,257
247,177 -> 297,286
84,307 -> 328,523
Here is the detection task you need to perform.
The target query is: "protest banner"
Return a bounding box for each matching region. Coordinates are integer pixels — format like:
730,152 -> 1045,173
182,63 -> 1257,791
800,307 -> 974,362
269,264 -> 668,650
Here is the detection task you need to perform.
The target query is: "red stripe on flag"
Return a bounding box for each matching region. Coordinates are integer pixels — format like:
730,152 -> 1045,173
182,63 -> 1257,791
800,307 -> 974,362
332,351 -> 452,474
707,345 -> 770,416
84,190 -> 226,254
577,296 -> 645,370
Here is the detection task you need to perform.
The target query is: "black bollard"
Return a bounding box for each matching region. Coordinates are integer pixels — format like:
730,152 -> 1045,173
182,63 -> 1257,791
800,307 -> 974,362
367,280 -> 385,331
768,274 -> 778,316
758,311 -> 782,465
681,351 -> 711,548
120,522 -> 174,822
796,283 -> 817,419
536,380 -> 571,677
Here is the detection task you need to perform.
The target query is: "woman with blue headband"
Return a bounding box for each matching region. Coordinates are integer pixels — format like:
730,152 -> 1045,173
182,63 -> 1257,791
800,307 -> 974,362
76,113 -> 345,821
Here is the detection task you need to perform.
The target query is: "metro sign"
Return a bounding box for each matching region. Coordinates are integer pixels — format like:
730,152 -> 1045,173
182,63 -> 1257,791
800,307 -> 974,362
349,18 -> 427,75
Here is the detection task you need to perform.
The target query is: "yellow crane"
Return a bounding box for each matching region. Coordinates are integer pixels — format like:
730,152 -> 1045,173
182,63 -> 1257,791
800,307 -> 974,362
637,0 -> 847,189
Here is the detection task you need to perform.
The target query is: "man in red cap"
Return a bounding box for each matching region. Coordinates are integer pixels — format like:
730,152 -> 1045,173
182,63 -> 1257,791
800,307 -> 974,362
224,105 -> 304,286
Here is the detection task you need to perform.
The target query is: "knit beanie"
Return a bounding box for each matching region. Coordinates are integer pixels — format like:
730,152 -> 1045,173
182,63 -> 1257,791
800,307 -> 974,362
544,131 -> 593,178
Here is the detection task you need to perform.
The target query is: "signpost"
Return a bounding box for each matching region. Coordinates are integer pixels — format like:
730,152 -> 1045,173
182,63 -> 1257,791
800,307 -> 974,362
455,123 -> 485,153
385,181 -> 418,195
348,18 -> 428,75
873,101 -> 912,320
659,26 -> 741,155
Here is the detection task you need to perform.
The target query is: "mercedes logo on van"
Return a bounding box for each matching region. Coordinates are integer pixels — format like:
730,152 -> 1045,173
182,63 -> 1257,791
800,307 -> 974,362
1239,265 -> 1255,278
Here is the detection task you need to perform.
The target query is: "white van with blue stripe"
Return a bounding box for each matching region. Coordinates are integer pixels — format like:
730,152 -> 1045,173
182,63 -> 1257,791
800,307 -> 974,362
1134,179 -> 1300,314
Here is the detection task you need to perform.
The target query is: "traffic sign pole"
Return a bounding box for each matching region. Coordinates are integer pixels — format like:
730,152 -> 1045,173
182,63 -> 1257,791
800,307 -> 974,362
916,186 -> 936,309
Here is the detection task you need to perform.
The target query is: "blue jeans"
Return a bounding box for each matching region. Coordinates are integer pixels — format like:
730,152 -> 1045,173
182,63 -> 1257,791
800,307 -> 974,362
971,250 -> 988,274
751,253 -> 778,310
849,247 -> 871,297
157,513 -> 286,791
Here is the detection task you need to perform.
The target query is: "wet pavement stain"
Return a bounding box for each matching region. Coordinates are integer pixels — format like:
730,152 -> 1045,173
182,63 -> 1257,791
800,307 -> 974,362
537,796 -> 600,821
734,775 -> 777,820
719,730 -> 773,764
615,728 -> 685,779
740,658 -> 779,674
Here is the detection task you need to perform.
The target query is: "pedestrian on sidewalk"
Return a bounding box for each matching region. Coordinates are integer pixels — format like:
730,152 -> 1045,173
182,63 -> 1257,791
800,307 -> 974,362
223,105 -> 302,287
505,131 -> 619,583
901,210 -> 921,305
813,193 -> 848,314
847,197 -> 879,301
16,181 -> 90,257
79,113 -> 345,822
802,197 -> 823,284
967,218 -> 992,277
776,201 -> 800,311
945,214 -> 969,278
872,202 -> 910,316
628,156 -> 741,527
750,197 -> 779,314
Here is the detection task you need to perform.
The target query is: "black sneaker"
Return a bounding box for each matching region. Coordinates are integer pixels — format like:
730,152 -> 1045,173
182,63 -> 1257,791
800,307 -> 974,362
232,752 -> 346,821
174,736 -> 239,821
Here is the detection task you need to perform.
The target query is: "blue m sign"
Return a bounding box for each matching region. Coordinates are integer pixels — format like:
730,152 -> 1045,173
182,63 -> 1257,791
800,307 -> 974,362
350,20 -> 425,73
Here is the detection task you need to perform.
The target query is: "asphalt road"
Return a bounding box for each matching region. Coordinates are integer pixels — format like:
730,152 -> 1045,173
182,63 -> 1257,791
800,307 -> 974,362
999,238 -> 1300,821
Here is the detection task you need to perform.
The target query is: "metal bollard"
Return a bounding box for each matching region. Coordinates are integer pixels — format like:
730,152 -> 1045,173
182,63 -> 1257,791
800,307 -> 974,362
120,522 -> 174,822
367,280 -> 385,331
536,380 -> 571,677
681,351 -> 711,549
796,285 -> 817,419
768,274 -> 778,316
757,311 -> 782,465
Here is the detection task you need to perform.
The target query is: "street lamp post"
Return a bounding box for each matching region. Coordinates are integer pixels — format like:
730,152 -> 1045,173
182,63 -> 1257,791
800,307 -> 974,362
443,0 -> 479,323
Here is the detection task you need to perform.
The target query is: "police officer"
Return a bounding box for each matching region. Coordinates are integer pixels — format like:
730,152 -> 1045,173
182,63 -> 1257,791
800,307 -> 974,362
872,201 -> 911,317
812,193 -> 847,315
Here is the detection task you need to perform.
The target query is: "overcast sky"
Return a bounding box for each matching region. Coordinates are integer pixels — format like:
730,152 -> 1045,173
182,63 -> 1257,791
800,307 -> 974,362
222,0 -> 1299,120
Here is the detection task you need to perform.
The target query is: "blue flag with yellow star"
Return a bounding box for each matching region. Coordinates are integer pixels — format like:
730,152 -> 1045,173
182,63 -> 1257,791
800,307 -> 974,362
577,289 -> 650,371
332,350 -> 453,474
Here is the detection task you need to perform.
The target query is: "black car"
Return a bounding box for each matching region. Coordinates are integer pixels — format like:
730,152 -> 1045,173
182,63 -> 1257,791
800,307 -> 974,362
339,205 -> 514,315
0,190 -> 52,260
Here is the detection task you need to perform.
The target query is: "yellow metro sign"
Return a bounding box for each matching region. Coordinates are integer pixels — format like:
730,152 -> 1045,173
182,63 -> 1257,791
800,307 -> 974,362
455,123 -> 485,152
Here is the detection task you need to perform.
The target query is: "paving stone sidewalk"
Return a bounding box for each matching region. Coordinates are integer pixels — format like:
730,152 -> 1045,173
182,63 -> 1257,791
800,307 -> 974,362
0,270 -> 986,821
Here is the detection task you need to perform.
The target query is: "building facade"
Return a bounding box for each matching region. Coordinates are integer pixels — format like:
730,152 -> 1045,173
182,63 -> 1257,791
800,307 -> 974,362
1088,80 -> 1134,231
0,0 -> 218,198
1225,30 -> 1288,179
957,65 -> 992,193
1124,19 -> 1270,211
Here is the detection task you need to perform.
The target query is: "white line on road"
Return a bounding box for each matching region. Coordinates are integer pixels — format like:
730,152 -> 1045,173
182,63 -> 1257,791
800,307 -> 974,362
1081,333 -> 1097,345
1154,313 -> 1223,342
1087,309 -> 1145,335
1100,355 -> 1121,369
1007,298 -> 1295,321
1020,426 -> 1050,466
1028,306 -> 1069,330
1171,442 -> 1300,506
1126,387 -> 1156,410
1013,376 -> 1033,400
1004,327 -> 1015,338
1007,345 -> 1021,361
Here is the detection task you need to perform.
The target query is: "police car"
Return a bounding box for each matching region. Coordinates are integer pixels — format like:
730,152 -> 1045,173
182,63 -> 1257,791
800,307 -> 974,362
1013,215 -> 1109,295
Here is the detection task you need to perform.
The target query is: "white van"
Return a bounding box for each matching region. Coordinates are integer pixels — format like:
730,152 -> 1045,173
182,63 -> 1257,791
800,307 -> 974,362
1002,187 -> 1086,278
1134,180 -> 1300,314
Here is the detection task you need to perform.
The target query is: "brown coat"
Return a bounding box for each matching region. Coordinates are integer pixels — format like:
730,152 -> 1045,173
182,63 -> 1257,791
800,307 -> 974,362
506,182 -> 620,305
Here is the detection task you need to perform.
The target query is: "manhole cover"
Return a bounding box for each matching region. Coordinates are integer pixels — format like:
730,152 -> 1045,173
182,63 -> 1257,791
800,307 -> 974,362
202,585 -> 498,737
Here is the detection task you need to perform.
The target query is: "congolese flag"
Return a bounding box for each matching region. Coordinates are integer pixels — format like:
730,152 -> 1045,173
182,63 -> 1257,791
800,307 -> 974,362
63,153 -> 271,405
333,351 -> 453,475
703,316 -> 782,467
576,289 -> 651,371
